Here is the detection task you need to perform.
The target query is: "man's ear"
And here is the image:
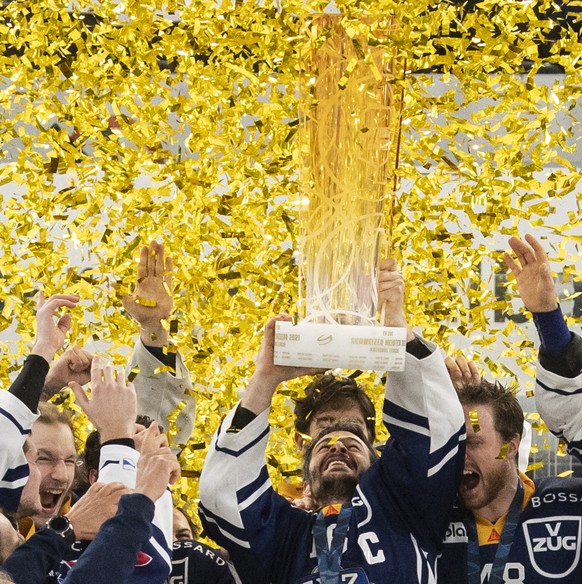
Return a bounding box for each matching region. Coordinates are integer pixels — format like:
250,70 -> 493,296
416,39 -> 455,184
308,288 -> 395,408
295,431 -> 305,452
88,468 -> 99,485
507,433 -> 521,463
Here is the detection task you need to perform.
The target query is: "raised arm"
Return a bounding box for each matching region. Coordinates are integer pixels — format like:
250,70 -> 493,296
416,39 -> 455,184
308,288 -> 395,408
376,258 -> 465,551
122,241 -> 173,348
9,293 -> 80,412
0,293 -> 79,513
504,234 -> 558,314
69,356 -> 136,444
505,234 -> 582,459
240,314 -> 321,416
122,241 -> 195,450
59,448 -> 179,584
42,345 -> 93,400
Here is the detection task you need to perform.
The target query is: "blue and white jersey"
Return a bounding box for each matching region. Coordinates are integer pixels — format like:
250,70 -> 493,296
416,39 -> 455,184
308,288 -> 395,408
0,390 -> 38,512
199,338 -> 466,584
440,476 -> 582,583
54,444 -> 173,584
535,336 -> 582,461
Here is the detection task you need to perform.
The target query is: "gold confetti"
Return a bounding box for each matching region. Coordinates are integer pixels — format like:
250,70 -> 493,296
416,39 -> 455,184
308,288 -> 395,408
469,410 -> 480,433
496,442 -> 510,460
557,439 -> 568,457
0,0 -> 578,546
127,367 -> 140,383
557,470 -> 574,478
135,297 -> 158,307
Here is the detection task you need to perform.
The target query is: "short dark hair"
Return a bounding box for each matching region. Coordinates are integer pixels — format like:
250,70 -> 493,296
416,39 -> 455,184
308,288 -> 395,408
302,421 -> 379,484
82,430 -> 101,475
294,375 -> 376,441
456,379 -> 524,443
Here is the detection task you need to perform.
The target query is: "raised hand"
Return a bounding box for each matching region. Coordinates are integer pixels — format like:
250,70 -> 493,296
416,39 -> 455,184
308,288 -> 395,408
43,345 -> 93,398
504,234 -> 558,313
31,292 -> 80,363
69,356 -> 137,443
378,258 -> 413,340
135,446 -> 181,503
122,241 -> 173,346
445,354 -> 482,390
242,315 -> 323,416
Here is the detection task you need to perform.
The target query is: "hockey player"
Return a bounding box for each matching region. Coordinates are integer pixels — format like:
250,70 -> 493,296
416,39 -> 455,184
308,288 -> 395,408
0,293 -> 80,515
436,233 -> 582,583
199,259 -> 466,584
438,374 -> 582,582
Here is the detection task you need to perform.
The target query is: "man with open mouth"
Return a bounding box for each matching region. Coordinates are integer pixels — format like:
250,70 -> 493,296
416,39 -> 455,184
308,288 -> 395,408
438,233 -> 582,583
22,404 -> 79,536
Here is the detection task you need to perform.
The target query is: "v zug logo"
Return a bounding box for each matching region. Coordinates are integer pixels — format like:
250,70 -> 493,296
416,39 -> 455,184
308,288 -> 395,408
523,516 -> 581,578
317,334 -> 333,346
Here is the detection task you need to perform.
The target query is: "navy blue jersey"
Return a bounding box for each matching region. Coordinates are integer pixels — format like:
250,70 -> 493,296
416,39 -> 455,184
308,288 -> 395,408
54,444 -> 172,584
170,540 -> 237,584
439,476 -> 582,582
199,338 -> 466,584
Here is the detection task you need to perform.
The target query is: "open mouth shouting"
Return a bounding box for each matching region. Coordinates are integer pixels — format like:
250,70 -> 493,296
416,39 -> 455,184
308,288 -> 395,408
40,487 -> 67,515
460,470 -> 480,493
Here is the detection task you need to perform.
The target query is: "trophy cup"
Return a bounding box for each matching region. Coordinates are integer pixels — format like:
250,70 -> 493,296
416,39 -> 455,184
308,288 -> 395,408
274,15 -> 407,372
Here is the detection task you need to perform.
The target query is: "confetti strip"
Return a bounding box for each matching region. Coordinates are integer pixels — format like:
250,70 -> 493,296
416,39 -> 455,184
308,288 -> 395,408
469,409 -> 480,433
496,442 -> 510,460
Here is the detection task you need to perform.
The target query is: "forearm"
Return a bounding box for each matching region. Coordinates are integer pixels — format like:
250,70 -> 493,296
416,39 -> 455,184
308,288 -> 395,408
8,355 -> 50,413
239,372 -> 278,416
62,494 -> 154,584
129,338 -> 194,450
533,304 -> 573,359
538,328 -> 582,378
383,335 -> 465,477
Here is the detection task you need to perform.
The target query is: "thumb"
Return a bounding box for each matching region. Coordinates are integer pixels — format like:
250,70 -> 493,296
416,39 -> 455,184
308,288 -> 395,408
36,290 -> 46,310
57,312 -> 72,334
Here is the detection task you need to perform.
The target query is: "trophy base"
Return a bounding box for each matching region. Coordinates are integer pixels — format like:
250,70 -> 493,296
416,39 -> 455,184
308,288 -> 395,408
273,321 -> 407,372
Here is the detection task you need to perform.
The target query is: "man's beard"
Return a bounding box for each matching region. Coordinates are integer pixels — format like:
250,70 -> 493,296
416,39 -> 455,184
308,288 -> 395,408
312,473 -> 358,508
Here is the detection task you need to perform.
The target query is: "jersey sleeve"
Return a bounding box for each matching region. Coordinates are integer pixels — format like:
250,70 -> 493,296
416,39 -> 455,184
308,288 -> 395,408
128,337 -> 195,451
198,407 -> 296,583
0,390 -> 39,512
375,334 -> 466,550
535,340 -> 582,461
98,443 -> 173,572
61,494 -> 155,584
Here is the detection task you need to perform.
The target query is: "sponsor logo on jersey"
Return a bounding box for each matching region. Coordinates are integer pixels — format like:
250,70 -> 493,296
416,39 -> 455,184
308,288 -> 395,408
523,516 -> 581,578
122,457 -> 136,470
443,522 -> 468,544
